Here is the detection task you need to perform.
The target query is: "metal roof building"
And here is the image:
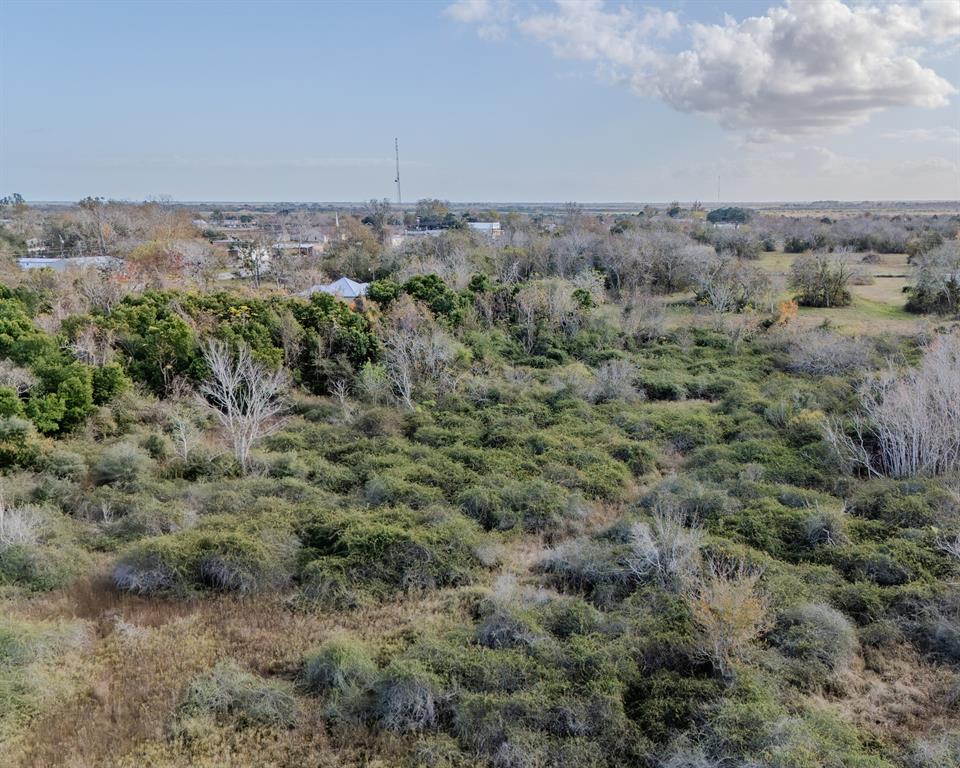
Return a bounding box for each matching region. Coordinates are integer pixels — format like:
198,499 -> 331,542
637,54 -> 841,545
300,277 -> 369,300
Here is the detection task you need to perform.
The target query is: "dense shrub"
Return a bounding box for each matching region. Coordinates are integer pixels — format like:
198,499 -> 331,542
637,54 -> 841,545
459,479 -> 570,535
476,598 -> 543,650
297,508 -> 486,597
906,241 -> 960,316
303,635 -> 377,695
91,444 -> 149,488
782,330 -> 871,376
0,416 -> 40,469
537,537 -> 633,606
372,659 -> 442,732
176,660 -> 297,730
769,603 -> 858,689
789,254 -> 853,308
112,522 -> 299,594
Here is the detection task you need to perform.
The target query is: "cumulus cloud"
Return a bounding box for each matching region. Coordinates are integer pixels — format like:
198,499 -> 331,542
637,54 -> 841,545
446,0 -> 960,139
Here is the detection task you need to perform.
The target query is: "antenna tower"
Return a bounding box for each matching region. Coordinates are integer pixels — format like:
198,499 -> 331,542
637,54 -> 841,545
394,138 -> 402,205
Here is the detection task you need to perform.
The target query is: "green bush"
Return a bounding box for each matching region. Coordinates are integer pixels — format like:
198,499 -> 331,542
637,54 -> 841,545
849,480 -> 954,528
176,660 -> 297,730
372,659 -> 442,732
0,386 -> 23,418
458,479 -> 570,535
91,362 -> 131,405
640,373 -> 688,401
626,669 -> 722,744
43,449 -> 87,480
539,597 -> 603,639
407,638 -> 538,694
769,603 -> 858,689
0,416 -> 40,469
297,508 -> 486,597
476,598 -> 542,650
537,537 -> 633,607
303,635 -> 377,695
0,542 -> 84,591
91,443 -> 149,488
112,522 -> 299,595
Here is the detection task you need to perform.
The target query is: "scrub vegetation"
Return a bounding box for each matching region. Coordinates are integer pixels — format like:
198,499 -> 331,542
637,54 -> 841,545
1,198 -> 958,767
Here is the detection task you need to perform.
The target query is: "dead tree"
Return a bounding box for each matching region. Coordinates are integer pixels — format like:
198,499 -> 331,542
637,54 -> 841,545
199,340 -> 288,473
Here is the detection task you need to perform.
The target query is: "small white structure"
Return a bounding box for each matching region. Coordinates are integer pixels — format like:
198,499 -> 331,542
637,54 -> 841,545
301,277 -> 369,300
467,221 -> 501,237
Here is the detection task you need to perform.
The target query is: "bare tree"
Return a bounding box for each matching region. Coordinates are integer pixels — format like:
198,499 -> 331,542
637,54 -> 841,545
330,378 -> 352,418
937,533 -> 960,564
907,240 -> 960,315
73,267 -> 125,313
78,196 -> 108,256
783,329 -> 871,376
169,409 -> 201,461
69,324 -> 115,366
514,283 -> 544,354
692,251 -> 772,313
628,503 -> 702,591
0,359 -> 38,396
859,334 -> 960,478
591,359 -> 642,404
382,297 -> 457,410
0,497 -> 42,548
199,340 -> 289,472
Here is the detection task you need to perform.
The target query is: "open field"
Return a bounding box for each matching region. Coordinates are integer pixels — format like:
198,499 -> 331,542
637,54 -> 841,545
753,251 -> 921,333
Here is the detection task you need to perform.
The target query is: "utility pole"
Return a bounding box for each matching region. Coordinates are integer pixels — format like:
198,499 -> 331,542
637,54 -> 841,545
394,137 -> 402,206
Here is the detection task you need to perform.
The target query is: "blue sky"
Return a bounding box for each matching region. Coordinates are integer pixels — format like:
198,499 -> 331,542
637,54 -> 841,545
1,0 -> 958,202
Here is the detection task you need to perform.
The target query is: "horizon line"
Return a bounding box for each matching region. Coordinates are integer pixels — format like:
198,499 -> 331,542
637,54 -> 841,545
16,199 -> 960,207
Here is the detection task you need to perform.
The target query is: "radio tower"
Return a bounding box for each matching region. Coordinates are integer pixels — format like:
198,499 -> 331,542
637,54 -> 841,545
394,138 -> 402,206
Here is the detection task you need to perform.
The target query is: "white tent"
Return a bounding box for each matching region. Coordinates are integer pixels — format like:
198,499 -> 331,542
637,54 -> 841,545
301,277 -> 369,300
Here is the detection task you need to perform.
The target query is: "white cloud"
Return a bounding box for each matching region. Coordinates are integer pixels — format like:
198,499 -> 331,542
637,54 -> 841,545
895,155 -> 960,175
881,126 -> 960,141
444,0 -> 493,24
519,1 -> 678,69
446,0 -> 960,139
444,0 -> 510,40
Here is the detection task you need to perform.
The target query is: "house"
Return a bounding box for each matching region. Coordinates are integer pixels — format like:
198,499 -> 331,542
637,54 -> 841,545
300,277 -> 369,300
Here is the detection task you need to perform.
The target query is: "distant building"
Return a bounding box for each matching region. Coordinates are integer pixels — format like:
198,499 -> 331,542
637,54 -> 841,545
300,277 -> 369,300
273,241 -> 324,257
18,256 -> 120,272
467,221 -> 502,239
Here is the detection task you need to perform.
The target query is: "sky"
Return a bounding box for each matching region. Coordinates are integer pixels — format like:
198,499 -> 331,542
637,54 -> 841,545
1,0 -> 958,203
